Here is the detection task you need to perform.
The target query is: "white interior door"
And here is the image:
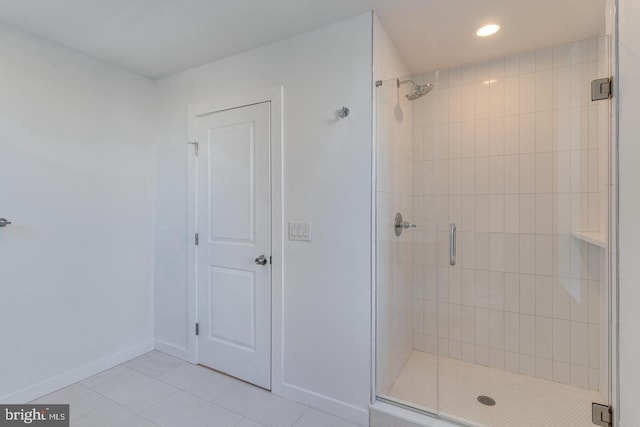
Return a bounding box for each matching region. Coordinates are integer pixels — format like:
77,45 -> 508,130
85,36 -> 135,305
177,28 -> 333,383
196,101 -> 271,389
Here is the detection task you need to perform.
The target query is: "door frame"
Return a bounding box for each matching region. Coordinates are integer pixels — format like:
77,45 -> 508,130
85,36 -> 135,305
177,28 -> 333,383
186,86 -> 284,394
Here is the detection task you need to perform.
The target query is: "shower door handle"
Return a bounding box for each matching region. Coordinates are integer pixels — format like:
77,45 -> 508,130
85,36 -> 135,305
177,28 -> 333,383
449,223 -> 456,266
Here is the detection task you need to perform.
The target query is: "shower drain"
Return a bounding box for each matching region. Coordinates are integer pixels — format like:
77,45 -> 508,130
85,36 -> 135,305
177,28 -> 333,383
477,395 -> 496,406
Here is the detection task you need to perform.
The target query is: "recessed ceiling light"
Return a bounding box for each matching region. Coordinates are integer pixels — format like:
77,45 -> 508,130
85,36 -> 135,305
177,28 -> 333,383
476,24 -> 500,37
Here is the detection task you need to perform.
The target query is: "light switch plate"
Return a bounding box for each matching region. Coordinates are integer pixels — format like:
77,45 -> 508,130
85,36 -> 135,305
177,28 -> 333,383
289,222 -> 312,241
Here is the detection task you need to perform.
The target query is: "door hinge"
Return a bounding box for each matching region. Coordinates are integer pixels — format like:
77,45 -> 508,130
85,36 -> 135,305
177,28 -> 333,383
187,140 -> 199,156
592,403 -> 612,427
195,233 -> 199,245
269,256 -> 272,265
591,77 -> 612,101
195,323 -> 199,336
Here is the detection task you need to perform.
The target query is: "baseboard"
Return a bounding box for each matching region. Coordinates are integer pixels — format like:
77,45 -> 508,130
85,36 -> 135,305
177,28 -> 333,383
0,340 -> 154,404
154,339 -> 192,362
275,382 -> 369,426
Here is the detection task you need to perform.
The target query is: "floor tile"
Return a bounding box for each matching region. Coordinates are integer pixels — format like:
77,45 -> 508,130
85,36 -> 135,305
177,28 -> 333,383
158,363 -> 239,402
80,365 -> 131,387
72,401 -> 157,427
124,351 -> 185,378
90,369 -> 178,412
214,382 -> 307,427
32,383 -> 109,420
293,408 -> 361,427
236,419 -> 267,427
143,391 -> 242,427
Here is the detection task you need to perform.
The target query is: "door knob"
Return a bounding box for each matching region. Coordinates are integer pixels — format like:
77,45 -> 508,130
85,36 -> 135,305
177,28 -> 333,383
255,255 -> 268,266
0,218 -> 12,228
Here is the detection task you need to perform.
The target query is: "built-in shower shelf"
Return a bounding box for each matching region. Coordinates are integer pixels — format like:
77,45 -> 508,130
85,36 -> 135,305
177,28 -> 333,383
571,231 -> 607,248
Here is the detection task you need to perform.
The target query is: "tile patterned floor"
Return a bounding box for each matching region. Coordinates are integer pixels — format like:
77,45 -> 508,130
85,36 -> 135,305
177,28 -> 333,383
32,351 -> 362,427
383,351 -> 603,427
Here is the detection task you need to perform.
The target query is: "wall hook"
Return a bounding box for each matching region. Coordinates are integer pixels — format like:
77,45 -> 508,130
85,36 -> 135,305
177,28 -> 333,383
338,106 -> 350,119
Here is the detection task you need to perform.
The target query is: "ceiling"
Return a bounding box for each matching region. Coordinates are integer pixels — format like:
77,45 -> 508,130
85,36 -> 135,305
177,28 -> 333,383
0,0 -> 605,79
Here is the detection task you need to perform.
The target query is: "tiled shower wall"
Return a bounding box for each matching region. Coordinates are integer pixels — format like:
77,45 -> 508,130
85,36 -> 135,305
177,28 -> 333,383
411,37 -> 610,391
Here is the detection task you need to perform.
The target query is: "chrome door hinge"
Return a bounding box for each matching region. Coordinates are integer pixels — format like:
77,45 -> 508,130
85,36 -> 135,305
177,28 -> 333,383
592,403 -> 612,427
195,233 -> 199,245
592,77 -> 612,101
187,140 -> 199,155
195,323 -> 199,336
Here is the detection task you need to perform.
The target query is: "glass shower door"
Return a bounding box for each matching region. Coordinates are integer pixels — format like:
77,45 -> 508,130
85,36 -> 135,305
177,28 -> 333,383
375,73 -> 442,415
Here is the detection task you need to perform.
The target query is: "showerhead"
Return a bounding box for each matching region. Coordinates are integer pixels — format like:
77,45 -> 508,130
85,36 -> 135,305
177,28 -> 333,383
397,79 -> 433,100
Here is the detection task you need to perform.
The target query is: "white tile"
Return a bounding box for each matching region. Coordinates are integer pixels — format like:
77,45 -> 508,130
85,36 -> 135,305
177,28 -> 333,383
238,419 -> 267,427
520,314 -> 536,356
449,86 -> 462,123
475,307 -> 490,347
462,84 -> 476,122
143,391 -> 242,427
535,276 -> 553,317
475,195 -> 490,232
461,158 -> 475,195
476,119 -> 490,157
535,194 -> 553,235
449,158 -> 462,194
461,269 -> 476,306
519,113 -> 536,154
520,274 -> 536,315
73,402 -> 157,427
520,195 -> 536,234
460,231 -> 475,269
476,270 -> 490,308
476,345 -> 490,366
519,354 -> 536,377
519,74 -> 536,114
553,43 -> 572,68
536,357 -> 553,381
520,51 -> 536,74
589,368 -> 599,391
519,154 -> 536,194
571,365 -> 589,389
536,235 -> 553,276
124,351 -> 185,378
570,322 -> 589,367
553,277 -> 572,320
439,302 -> 449,338
490,309 -> 505,350
490,196 -> 504,233
536,152 -> 553,193
536,70 -> 553,111
570,279 -> 589,323
462,342 -> 475,362
589,323 -> 599,369
553,319 -> 571,363
475,233 -> 490,271
504,234 -> 520,274
490,271 -> 505,309
536,111 -> 553,152
475,157 -> 490,195
504,78 -> 520,118
519,234 -> 536,275
449,268 -> 461,304
461,305 -> 476,343
449,67 -> 462,86
490,80 -> 505,118
505,351 -> 520,373
504,272 -> 520,312
91,369 -> 178,412
158,363 -> 240,402
476,82 -> 490,119
294,408 -> 361,427
490,157 -> 504,194
505,312 -> 520,352
504,156 -> 519,194
32,383 -> 109,420
553,67 -> 571,109
475,62 -> 491,83
504,195 -> 520,234
588,280 -> 600,324
449,303 -> 462,341
490,348 -> 505,370
449,340 -> 462,360
490,116 -> 505,154
553,150 -> 571,193
553,361 -> 571,385
215,382 -> 307,427
80,365 -> 131,387
461,121 -> 476,158
536,317 -> 553,359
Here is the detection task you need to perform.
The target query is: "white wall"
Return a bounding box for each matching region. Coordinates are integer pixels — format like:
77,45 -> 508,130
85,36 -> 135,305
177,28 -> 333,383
0,24 -> 156,401
617,0 -> 640,425
153,13 -> 373,424
373,16 -> 414,395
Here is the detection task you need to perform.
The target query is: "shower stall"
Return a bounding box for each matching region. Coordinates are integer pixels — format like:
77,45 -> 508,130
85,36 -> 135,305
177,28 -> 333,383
373,5 -> 616,426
